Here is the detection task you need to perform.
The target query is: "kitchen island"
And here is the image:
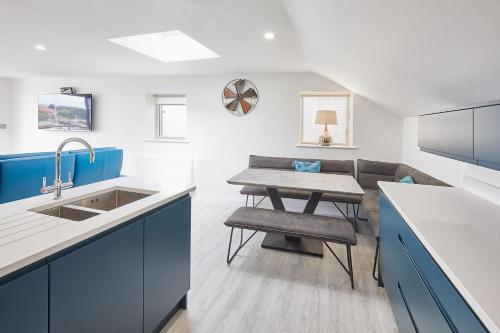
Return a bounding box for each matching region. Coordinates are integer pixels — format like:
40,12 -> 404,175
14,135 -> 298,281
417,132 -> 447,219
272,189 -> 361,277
378,182 -> 499,333
0,176 -> 195,333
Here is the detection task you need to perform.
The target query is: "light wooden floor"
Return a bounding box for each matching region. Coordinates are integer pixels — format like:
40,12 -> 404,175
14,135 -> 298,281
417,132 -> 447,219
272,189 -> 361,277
162,198 -> 398,333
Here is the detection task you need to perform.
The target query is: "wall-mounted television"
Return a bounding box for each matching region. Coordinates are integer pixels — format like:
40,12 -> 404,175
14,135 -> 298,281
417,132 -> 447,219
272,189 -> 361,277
38,94 -> 92,131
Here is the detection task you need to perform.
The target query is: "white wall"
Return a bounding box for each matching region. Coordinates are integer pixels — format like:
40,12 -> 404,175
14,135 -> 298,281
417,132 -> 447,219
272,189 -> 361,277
0,78 -> 11,153
10,73 -> 403,200
403,117 -> 500,203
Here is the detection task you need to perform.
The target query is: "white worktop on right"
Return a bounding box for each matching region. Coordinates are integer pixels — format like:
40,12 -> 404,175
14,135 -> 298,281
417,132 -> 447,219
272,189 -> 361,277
378,182 -> 500,333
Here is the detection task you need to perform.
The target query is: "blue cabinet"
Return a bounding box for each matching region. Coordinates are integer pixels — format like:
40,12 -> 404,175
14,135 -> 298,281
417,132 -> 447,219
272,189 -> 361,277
49,220 -> 144,333
0,195 -> 191,333
418,109 -> 475,163
0,264 -> 48,333
144,197 -> 191,333
474,104 -> 500,171
380,191 -> 488,333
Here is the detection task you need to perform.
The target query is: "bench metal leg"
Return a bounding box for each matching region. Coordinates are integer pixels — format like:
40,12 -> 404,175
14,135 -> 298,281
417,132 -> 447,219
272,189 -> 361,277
245,195 -> 249,207
373,236 -> 379,281
332,202 -> 358,232
227,227 -> 258,265
254,196 -> 266,208
324,241 -> 355,289
332,202 -> 350,221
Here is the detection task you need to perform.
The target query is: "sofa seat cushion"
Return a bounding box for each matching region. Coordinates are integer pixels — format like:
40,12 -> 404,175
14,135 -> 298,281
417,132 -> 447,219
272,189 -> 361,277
225,207 -> 357,245
367,209 -> 380,237
240,186 -> 363,204
361,189 -> 379,212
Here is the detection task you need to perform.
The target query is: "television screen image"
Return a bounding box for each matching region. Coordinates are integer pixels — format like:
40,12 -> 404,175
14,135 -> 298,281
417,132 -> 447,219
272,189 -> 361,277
38,94 -> 92,131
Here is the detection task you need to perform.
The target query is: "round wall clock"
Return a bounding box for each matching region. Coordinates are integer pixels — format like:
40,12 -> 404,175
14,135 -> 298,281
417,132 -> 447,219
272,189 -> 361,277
222,79 -> 258,115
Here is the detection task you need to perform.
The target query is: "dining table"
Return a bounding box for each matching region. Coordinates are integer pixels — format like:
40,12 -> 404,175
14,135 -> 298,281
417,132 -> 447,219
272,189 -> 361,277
227,168 -> 364,257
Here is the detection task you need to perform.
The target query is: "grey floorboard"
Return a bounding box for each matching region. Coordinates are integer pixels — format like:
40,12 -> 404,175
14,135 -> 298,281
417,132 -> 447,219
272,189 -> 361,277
162,198 -> 398,333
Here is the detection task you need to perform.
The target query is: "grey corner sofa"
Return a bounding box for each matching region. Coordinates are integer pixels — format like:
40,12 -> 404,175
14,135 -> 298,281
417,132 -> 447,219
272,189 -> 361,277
239,155 -> 449,237
357,159 -> 449,237
240,155 -> 363,213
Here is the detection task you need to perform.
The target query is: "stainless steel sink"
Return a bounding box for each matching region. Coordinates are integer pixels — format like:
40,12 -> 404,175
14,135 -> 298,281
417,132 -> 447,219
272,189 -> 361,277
30,187 -> 157,222
69,189 -> 154,211
38,206 -> 100,221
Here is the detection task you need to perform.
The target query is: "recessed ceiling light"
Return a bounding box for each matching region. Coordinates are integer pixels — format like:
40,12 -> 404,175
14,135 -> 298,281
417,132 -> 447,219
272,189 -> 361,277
34,44 -> 46,51
108,30 -> 220,63
263,32 -> 275,40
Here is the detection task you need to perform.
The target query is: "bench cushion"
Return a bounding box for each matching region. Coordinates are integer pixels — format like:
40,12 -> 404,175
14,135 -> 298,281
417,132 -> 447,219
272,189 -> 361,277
240,186 -> 362,204
224,207 -> 357,245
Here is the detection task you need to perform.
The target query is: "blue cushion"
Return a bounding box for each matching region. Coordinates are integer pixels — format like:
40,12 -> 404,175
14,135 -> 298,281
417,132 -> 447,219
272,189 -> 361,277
72,149 -> 123,187
291,160 -> 321,173
0,147 -> 123,204
0,152 -> 53,161
0,154 -> 75,204
399,175 -> 415,184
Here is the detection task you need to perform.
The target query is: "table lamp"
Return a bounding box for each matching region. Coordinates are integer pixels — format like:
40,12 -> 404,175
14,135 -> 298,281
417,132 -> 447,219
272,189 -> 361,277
315,110 -> 337,146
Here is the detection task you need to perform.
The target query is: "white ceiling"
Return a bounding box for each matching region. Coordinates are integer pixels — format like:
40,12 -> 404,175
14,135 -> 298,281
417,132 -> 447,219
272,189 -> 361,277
1,0 -> 500,116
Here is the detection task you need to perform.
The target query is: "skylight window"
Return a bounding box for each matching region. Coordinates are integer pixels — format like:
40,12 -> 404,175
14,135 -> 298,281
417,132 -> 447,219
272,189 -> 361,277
109,30 -> 220,63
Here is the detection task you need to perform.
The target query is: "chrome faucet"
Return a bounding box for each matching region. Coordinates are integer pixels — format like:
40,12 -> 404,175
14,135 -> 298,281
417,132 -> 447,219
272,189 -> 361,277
41,138 -> 96,199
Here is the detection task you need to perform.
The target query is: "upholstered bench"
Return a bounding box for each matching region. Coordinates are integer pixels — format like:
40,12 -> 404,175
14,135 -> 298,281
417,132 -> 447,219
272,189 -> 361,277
224,207 -> 358,288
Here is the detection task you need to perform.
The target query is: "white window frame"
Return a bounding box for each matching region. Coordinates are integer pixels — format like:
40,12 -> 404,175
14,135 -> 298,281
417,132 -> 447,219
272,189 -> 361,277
156,95 -> 188,141
299,92 -> 354,147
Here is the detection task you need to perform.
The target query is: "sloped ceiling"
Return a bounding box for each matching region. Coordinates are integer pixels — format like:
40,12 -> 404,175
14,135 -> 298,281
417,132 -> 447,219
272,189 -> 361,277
1,0 -> 500,116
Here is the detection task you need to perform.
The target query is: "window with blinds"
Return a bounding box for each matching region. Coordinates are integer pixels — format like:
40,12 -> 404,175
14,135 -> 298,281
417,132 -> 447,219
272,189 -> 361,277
300,92 -> 353,145
156,95 -> 187,139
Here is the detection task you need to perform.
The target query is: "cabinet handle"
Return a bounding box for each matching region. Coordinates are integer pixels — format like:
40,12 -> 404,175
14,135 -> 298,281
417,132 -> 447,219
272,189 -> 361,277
397,281 -> 420,333
398,234 -> 458,332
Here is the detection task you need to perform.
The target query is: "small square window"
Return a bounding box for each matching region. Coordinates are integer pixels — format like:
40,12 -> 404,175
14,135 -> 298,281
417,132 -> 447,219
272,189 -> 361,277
300,92 -> 353,146
156,96 -> 187,140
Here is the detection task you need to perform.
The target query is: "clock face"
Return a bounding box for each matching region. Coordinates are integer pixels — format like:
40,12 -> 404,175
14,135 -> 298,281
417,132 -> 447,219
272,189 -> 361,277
222,79 -> 258,116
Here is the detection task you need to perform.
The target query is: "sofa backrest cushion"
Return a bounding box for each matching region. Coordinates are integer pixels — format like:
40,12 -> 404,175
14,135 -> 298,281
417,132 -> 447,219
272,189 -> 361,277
394,164 -> 448,186
0,154 -> 75,204
0,152 -> 53,161
72,148 -> 123,187
357,159 -> 400,190
248,155 -> 355,176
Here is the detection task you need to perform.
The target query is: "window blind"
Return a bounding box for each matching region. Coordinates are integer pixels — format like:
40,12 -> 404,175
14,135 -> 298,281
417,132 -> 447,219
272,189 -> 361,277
301,93 -> 350,144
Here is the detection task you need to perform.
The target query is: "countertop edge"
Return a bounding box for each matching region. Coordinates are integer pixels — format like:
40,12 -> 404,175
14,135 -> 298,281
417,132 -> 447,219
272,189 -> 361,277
0,186 -> 195,280
378,182 -> 499,333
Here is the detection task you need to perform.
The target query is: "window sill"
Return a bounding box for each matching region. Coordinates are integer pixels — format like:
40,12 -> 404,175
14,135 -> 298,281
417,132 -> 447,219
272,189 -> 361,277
144,138 -> 189,144
296,143 -> 358,149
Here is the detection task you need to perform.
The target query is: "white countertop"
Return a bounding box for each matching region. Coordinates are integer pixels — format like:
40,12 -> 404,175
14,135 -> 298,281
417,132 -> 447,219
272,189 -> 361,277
378,182 -> 500,333
0,176 -> 195,279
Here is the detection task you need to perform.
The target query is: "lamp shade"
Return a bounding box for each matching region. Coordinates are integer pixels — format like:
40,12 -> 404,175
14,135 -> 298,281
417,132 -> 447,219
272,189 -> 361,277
315,110 -> 338,125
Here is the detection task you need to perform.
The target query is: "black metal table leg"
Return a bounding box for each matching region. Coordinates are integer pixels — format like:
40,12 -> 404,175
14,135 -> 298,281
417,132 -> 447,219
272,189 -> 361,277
261,188 -> 323,257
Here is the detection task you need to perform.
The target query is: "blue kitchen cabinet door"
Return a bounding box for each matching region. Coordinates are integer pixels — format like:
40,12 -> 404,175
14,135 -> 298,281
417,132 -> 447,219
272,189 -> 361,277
379,193 -> 417,333
49,220 -> 144,333
0,264 -> 48,333
144,197 -> 191,333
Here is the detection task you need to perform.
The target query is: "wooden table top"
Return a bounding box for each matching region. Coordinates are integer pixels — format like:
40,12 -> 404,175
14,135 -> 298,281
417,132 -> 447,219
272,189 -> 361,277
227,168 -> 364,196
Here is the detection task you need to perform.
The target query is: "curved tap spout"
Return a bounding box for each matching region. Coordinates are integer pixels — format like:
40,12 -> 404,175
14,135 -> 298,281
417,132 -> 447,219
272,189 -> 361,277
50,137 -> 95,199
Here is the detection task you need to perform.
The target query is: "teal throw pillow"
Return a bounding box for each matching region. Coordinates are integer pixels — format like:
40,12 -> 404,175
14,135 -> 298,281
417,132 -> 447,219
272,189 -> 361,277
399,175 -> 415,184
291,160 -> 321,173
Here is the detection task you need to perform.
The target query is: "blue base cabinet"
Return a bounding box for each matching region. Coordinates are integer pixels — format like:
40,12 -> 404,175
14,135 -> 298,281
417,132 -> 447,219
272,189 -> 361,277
0,195 -> 191,333
379,191 -> 487,333
144,197 -> 191,333
49,221 -> 144,333
0,264 -> 48,333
